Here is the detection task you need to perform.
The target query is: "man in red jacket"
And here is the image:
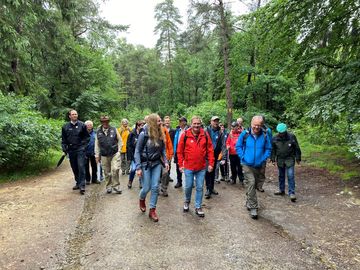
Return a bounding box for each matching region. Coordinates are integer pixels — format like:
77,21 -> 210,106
177,116 -> 215,217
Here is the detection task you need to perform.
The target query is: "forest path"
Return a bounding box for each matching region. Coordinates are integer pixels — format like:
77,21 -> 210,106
0,161 -> 359,269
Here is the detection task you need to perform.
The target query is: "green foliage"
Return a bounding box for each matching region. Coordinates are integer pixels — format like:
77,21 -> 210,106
295,129 -> 360,181
0,93 -> 62,169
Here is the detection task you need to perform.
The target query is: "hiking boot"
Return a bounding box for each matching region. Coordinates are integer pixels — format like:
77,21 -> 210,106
113,187 -> 122,194
274,191 -> 285,196
106,187 -> 112,194
92,180 -> 101,184
257,187 -> 265,192
80,188 -> 85,195
290,194 -> 297,202
86,181 -> 91,185
211,189 -> 219,195
174,182 -> 182,188
230,179 -> 236,185
250,209 -> 258,219
205,189 -> 211,199
149,208 -> 159,222
183,202 -> 190,212
160,189 -> 168,197
195,208 -> 205,217
139,199 -> 146,212
72,185 -> 80,190
127,181 -> 132,189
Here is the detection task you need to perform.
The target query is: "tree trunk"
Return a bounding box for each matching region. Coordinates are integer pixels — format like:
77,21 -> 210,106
218,0 -> 233,128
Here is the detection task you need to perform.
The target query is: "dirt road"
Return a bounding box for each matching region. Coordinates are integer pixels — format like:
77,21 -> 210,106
0,161 -> 359,269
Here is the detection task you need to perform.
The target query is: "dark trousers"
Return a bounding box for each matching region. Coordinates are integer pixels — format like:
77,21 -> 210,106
219,159 -> 228,178
205,169 -> 215,191
229,154 -> 244,183
176,162 -> 182,184
69,150 -> 86,189
85,155 -> 97,182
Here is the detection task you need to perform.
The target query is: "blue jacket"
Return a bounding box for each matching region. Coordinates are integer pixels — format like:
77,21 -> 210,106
173,126 -> 189,154
235,128 -> 272,168
85,130 -> 96,156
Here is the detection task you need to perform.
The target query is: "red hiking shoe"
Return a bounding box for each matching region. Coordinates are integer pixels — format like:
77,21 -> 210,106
139,199 -> 146,212
149,208 -> 159,222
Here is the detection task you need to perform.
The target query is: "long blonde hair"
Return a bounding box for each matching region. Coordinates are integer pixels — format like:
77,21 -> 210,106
147,113 -> 164,143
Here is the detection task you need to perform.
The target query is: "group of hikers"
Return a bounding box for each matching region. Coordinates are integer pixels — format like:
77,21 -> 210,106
61,109 -> 301,221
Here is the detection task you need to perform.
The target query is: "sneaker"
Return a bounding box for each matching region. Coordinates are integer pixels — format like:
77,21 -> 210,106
122,171 -> 125,175
290,194 -> 297,202
106,187 -> 112,194
215,179 -> 221,184
127,181 -> 132,189
205,189 -> 211,199
211,189 -> 219,195
174,182 -> 182,188
72,185 -> 80,190
113,187 -> 122,194
169,178 -> 174,182
274,191 -> 285,196
257,187 -> 265,192
195,208 -> 205,217
80,188 -> 85,195
220,177 -> 226,182
86,181 -> 91,185
230,180 -> 236,185
92,180 -> 101,184
183,202 -> 189,212
250,208 -> 258,219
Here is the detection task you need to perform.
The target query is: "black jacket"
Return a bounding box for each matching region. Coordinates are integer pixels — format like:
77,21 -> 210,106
61,121 -> 89,153
126,129 -> 140,161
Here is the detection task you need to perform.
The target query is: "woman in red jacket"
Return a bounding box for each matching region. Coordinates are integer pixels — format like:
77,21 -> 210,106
226,121 -> 244,185
177,116 -> 215,217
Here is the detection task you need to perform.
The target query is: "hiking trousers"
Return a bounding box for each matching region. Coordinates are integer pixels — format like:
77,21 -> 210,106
243,165 -> 265,209
102,152 -> 121,189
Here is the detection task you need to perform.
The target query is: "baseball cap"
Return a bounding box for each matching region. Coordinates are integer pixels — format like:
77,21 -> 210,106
211,116 -> 220,121
178,116 -> 187,122
276,123 -> 287,133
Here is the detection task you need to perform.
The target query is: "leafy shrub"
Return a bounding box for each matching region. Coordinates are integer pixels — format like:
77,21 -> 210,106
0,93 -> 62,169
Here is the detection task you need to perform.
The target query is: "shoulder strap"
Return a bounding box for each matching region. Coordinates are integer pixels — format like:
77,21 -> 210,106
243,129 -> 250,146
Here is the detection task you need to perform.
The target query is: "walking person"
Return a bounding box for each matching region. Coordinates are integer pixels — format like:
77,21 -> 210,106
61,110 -> 89,195
118,119 -> 132,175
173,116 -> 189,188
271,123 -> 301,202
236,115 -> 272,219
95,116 -> 123,194
159,120 -> 174,197
256,115 -> 273,192
134,114 -> 169,222
226,121 -> 244,185
163,115 -> 175,182
84,120 -> 100,185
177,116 -> 214,217
205,116 -> 226,199
126,120 -> 144,189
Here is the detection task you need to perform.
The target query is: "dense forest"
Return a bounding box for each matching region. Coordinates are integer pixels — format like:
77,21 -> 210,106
0,0 -> 359,170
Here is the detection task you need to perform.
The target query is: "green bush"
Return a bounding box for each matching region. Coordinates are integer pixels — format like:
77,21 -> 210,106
0,93 -> 62,169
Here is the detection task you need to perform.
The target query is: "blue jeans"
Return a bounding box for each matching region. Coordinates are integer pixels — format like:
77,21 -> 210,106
139,163 -> 162,209
278,166 -> 295,195
68,150 -> 86,189
184,169 -> 206,209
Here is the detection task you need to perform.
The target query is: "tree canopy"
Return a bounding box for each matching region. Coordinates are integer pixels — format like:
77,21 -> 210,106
0,0 -> 359,169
